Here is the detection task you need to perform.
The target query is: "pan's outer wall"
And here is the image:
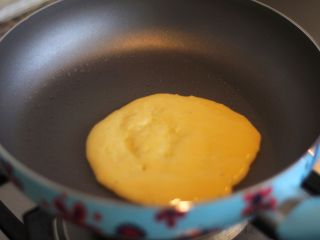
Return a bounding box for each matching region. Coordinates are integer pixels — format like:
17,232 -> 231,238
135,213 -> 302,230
0,0 -> 319,238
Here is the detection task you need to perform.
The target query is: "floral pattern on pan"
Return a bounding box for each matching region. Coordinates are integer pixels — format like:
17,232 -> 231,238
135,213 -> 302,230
0,144 -> 318,239
242,186 -> 277,216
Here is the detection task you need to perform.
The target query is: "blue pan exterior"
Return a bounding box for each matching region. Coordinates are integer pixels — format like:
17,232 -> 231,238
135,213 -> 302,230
0,143 -> 318,239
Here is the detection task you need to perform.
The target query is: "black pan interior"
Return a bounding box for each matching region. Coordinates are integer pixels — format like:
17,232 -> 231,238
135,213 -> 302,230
0,0 -> 319,201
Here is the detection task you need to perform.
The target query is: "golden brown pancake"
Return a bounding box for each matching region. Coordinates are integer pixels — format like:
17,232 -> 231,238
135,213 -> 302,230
86,94 -> 261,206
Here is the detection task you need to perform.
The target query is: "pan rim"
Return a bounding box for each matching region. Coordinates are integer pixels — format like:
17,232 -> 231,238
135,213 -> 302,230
0,0 -> 319,209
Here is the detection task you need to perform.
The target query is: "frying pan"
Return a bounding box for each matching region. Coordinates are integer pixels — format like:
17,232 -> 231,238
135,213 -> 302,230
0,0 -> 319,239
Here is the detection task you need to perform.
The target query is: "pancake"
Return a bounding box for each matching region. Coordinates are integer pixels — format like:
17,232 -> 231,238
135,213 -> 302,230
86,94 -> 261,206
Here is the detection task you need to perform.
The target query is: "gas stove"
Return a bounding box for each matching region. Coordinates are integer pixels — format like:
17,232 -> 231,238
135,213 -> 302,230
0,1 -> 319,239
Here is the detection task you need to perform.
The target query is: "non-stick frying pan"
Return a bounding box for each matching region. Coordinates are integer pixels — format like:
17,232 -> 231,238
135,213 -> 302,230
0,0 -> 319,239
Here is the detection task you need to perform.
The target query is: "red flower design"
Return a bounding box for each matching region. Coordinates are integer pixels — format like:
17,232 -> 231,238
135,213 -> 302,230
116,224 -> 146,239
242,186 -> 277,216
155,208 -> 187,228
52,194 -> 102,235
53,194 -> 87,224
1,160 -> 23,190
93,212 -> 102,222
